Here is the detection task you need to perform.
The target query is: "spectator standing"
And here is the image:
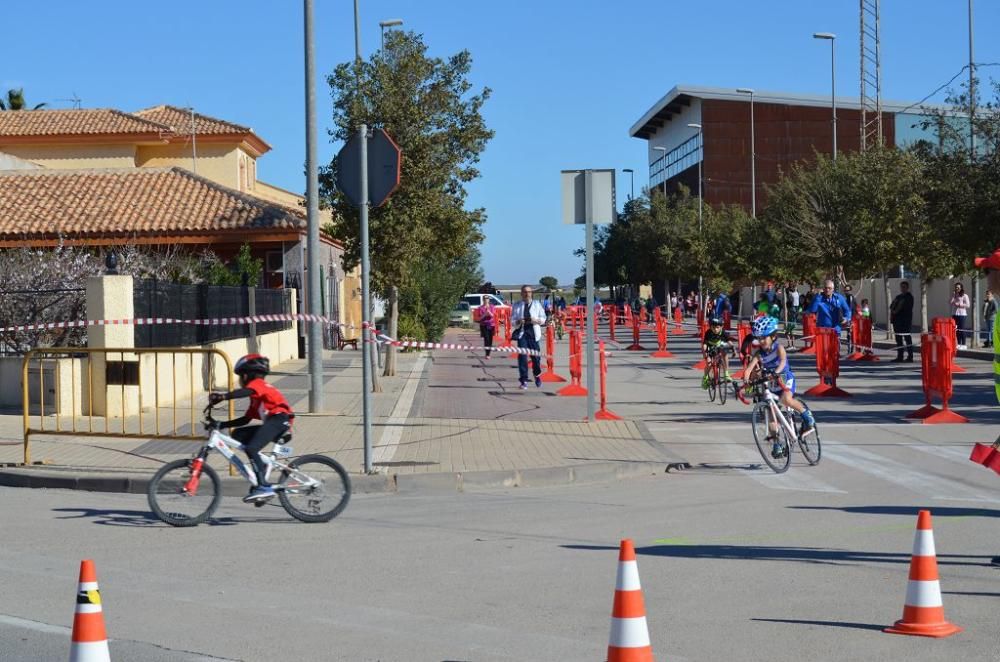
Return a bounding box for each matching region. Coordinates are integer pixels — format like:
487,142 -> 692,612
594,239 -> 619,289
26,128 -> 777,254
950,282 -> 971,349
645,295 -> 657,318
789,286 -> 801,323
476,299 -> 497,359
889,281 -> 915,362
843,284 -> 857,353
983,291 -> 997,348
511,285 -> 546,389
860,299 -> 871,318
972,249 -> 1000,566
713,290 -> 732,320
557,296 -> 567,311
542,295 -> 552,313
802,284 -> 818,312
805,280 -> 852,345
669,292 -> 679,314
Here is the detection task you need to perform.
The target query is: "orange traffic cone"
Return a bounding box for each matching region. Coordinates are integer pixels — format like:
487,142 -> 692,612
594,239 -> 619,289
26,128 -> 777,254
884,510 -> 962,638
607,539 -> 654,662
70,559 -> 111,662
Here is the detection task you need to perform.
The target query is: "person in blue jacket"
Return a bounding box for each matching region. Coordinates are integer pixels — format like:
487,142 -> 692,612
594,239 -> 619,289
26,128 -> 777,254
713,290 -> 732,320
806,279 -> 852,334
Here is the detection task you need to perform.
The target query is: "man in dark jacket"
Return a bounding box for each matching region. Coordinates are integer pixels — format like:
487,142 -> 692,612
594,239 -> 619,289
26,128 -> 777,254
890,281 -> 915,362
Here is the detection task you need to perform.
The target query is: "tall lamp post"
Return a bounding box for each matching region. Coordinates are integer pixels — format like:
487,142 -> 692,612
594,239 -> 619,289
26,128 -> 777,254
735,88 -> 756,219
687,122 -> 704,309
622,168 -> 634,200
380,18 -> 403,50
813,32 -> 837,160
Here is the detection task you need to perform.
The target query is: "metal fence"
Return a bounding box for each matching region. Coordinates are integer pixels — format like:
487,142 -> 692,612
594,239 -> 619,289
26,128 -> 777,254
133,280 -> 292,347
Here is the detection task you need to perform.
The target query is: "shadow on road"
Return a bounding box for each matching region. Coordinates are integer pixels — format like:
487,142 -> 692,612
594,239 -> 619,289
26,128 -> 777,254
788,505 -> 1000,519
751,618 -> 885,632
51,506 -> 296,527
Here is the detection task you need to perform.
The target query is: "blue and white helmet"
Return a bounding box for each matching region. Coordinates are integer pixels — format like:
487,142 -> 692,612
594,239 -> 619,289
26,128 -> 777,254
752,315 -> 779,338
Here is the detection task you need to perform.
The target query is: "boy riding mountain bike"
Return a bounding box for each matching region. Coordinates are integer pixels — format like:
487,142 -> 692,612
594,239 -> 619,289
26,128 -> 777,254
701,317 -> 734,389
742,316 -> 816,458
208,353 -> 294,503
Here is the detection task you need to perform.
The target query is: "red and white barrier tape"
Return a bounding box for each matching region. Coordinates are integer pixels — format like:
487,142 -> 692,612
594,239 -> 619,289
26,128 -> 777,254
0,313 -> 361,335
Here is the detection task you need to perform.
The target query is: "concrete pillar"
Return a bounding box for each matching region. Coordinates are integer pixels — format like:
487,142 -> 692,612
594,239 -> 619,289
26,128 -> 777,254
85,275 -> 136,417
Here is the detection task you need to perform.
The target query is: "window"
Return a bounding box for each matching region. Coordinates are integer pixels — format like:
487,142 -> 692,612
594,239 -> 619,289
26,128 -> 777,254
266,251 -> 284,274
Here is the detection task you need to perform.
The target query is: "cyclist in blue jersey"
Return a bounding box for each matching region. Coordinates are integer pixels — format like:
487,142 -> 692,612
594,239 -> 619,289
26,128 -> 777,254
743,316 -> 816,457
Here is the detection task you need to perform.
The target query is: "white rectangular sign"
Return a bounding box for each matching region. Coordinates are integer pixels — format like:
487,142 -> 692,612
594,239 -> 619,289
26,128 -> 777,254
561,169 -> 617,225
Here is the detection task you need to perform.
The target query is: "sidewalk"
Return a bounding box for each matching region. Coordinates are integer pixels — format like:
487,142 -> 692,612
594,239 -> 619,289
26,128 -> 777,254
0,339 -> 671,493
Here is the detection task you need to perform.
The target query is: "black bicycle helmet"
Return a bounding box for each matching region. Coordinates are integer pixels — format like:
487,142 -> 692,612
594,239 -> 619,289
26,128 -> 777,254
234,353 -> 270,377
709,317 -> 722,326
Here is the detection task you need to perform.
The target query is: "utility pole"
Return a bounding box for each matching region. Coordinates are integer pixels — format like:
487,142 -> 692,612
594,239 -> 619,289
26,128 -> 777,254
189,106 -> 198,175
303,0 -> 324,411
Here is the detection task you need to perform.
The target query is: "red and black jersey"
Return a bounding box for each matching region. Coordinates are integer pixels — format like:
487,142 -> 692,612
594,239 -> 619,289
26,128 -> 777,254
243,377 -> 293,422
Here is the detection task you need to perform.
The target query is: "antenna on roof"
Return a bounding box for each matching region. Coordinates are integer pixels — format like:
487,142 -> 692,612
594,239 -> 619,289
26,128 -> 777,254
187,104 -> 198,175
57,92 -> 82,109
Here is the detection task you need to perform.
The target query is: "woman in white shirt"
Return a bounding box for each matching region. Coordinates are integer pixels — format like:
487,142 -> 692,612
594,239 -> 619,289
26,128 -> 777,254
950,282 -> 971,349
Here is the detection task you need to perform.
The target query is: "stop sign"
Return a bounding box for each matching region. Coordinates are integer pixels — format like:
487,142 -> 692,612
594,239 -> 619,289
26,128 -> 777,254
336,128 -> 402,208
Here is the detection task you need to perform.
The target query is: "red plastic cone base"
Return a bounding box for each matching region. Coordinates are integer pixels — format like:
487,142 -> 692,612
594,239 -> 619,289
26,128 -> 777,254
816,385 -> 852,398
691,360 -> 707,370
805,383 -> 832,397
626,344 -> 646,351
986,453 -> 1000,474
922,409 -> 969,424
595,408 -> 623,420
905,404 -> 940,420
884,619 -> 963,638
671,327 -> 684,335
846,351 -> 863,360
539,371 -> 567,383
856,353 -> 879,362
732,368 -> 746,379
557,384 -> 588,396
800,346 -> 817,355
650,350 -> 674,358
969,443 -> 999,467
951,364 -> 967,373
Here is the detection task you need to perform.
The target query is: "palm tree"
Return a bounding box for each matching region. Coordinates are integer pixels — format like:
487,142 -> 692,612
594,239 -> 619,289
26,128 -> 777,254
0,89 -> 47,110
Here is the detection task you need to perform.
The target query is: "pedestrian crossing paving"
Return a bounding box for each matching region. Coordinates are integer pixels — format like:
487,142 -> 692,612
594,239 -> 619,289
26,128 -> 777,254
673,433 -> 1000,503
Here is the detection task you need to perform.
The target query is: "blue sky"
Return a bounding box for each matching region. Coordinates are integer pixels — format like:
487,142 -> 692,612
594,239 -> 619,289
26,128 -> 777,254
4,1 -> 999,286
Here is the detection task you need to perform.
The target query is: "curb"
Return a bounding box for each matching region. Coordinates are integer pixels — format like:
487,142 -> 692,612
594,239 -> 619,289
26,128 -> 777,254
0,460 -> 667,496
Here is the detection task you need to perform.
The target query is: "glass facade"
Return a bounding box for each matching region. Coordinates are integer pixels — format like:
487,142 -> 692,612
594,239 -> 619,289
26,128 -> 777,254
650,133 -> 701,188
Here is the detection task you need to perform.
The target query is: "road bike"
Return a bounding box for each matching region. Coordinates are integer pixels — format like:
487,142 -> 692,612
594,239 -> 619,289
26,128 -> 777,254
147,405 -> 351,526
735,373 -> 821,473
706,344 -> 733,405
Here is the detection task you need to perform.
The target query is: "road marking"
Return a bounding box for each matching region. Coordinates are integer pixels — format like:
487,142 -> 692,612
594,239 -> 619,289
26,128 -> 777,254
825,442 -> 1000,503
372,354 -> 427,466
645,422 -> 951,432
741,467 -> 847,494
903,442 -> 977,465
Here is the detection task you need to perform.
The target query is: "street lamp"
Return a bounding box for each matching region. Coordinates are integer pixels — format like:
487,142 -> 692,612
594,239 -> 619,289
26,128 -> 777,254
813,32 -> 837,160
687,122 -> 704,309
622,168 -> 634,200
736,88 -> 756,219
380,18 -> 403,50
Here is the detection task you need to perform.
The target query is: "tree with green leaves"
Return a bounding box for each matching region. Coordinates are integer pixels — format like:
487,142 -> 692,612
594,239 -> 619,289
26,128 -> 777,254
538,276 -> 558,290
0,88 -> 46,110
319,30 -> 492,375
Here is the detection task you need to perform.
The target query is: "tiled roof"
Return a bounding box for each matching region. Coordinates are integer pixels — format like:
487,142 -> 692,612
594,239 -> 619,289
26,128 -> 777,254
133,105 -> 252,136
0,167 -> 306,241
0,109 -> 171,137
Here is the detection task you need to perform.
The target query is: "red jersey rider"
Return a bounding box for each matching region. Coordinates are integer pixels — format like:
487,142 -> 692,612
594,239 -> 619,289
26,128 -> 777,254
208,354 -> 294,502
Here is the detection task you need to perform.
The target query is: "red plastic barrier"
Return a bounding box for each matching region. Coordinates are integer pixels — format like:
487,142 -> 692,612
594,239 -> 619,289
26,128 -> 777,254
623,304 -> 633,328
626,314 -> 645,351
805,328 -> 851,397
800,313 -> 818,355
931,317 -> 966,373
672,306 -> 684,335
609,309 -> 617,342
905,333 -> 968,423
639,307 -> 649,328
650,315 -> 674,358
558,330 -> 587,396
692,320 -> 709,370
539,323 -> 566,383
496,308 -> 513,351
696,308 -> 705,336
733,321 -> 752,379
595,340 -> 622,420
847,316 -> 879,361
723,309 -> 732,330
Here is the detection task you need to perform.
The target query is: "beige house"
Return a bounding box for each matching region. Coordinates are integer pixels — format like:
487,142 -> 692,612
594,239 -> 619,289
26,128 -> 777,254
0,106 -> 361,342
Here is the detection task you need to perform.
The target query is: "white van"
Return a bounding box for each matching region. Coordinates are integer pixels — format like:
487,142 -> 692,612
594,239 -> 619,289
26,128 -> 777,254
462,293 -> 507,309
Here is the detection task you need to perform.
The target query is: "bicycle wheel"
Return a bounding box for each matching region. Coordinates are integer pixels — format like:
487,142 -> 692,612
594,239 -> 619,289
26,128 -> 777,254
717,358 -> 729,405
791,398 -> 822,465
277,454 -> 351,523
751,403 -> 791,473
147,459 -> 221,527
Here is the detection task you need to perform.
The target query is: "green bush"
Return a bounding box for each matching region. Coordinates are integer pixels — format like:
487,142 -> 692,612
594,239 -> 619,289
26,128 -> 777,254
397,313 -> 425,342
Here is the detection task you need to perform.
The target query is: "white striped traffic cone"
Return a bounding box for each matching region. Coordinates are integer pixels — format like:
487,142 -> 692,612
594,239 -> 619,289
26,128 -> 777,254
884,510 -> 962,638
69,559 -> 111,662
607,539 -> 654,662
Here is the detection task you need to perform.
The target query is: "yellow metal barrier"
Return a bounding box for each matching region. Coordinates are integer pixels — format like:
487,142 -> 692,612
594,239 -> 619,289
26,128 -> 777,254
21,347 -> 234,465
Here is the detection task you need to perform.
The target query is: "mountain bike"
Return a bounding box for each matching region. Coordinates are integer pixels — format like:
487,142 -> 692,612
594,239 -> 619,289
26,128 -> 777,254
735,374 -> 821,473
147,404 -> 351,527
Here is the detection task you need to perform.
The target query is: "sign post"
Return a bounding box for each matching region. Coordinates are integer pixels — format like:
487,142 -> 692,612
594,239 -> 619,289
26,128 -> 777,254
561,169 -> 616,421
337,125 -> 401,474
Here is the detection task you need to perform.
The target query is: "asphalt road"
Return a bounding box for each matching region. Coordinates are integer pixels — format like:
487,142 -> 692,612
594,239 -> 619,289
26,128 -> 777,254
2,440 -> 999,662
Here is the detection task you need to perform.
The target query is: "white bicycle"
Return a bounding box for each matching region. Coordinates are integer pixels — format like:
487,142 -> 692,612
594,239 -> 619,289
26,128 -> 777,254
735,372 -> 822,473
147,404 -> 351,526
